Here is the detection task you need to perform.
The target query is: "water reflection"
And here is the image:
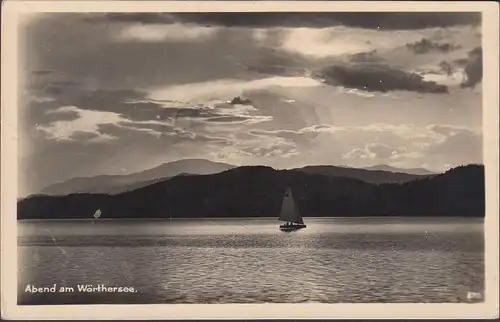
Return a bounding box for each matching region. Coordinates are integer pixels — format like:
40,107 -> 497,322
18,218 -> 484,304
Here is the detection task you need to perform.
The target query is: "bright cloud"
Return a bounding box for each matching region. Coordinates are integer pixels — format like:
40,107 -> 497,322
148,77 -> 323,103
336,124 -> 481,170
210,133 -> 298,164
247,122 -> 482,172
344,88 -> 376,98
116,23 -> 218,42
342,142 -> 404,161
280,27 -> 428,58
421,71 -> 464,87
36,106 -> 185,143
37,106 -> 123,142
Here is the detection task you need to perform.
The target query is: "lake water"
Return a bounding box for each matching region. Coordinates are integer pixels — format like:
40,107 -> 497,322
17,217 -> 484,304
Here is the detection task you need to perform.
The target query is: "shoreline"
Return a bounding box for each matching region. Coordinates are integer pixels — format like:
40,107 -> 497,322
17,216 -> 485,222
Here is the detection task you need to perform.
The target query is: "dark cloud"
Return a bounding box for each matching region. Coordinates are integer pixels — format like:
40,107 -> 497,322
23,15 -> 259,91
27,73 -> 78,89
435,47 -> 482,90
229,96 -> 252,105
349,50 -> 385,63
85,13 -> 176,25
94,12 -> 481,30
205,116 -> 251,123
454,58 -> 470,67
243,64 -> 291,76
438,61 -> 455,76
42,88 -> 221,123
460,47 -> 482,89
237,47 -> 310,77
43,108 -> 80,123
406,38 -> 461,54
319,63 -> 449,94
44,85 -> 64,95
79,89 -> 147,101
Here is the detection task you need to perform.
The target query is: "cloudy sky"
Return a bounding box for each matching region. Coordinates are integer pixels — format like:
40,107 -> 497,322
19,12 -> 483,196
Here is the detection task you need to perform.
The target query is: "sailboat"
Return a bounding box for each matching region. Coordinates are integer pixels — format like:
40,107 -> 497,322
93,209 -> 101,221
279,187 -> 306,231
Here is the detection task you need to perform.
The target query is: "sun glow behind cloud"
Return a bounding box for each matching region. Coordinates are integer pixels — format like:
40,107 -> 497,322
280,27 -> 427,58
147,76 -> 323,102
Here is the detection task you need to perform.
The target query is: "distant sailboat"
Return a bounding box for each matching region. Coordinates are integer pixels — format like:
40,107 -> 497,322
93,209 -> 101,222
279,187 -> 306,231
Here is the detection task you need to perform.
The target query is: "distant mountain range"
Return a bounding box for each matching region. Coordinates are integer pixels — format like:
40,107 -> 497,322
40,159 -> 235,195
39,159 -> 436,196
18,164 -> 484,220
296,165 -> 434,184
359,164 -> 436,175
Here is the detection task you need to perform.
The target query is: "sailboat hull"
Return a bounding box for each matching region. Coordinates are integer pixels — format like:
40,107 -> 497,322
279,224 -> 306,231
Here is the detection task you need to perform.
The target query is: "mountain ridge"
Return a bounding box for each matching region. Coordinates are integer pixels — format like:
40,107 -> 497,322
38,159 -> 437,196
40,159 -> 235,195
361,164 -> 436,175
296,165 -> 434,184
18,164 -> 484,220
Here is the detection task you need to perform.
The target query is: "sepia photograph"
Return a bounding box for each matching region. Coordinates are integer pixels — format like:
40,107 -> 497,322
2,1 -> 499,320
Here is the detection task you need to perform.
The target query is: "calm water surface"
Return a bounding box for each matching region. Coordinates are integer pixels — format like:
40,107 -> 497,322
18,217 -> 484,304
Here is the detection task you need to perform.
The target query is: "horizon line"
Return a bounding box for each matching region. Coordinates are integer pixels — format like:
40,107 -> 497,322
19,162 -> 485,199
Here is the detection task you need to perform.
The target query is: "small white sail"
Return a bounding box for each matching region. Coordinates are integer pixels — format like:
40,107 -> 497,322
278,188 -> 301,223
93,209 -> 102,220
